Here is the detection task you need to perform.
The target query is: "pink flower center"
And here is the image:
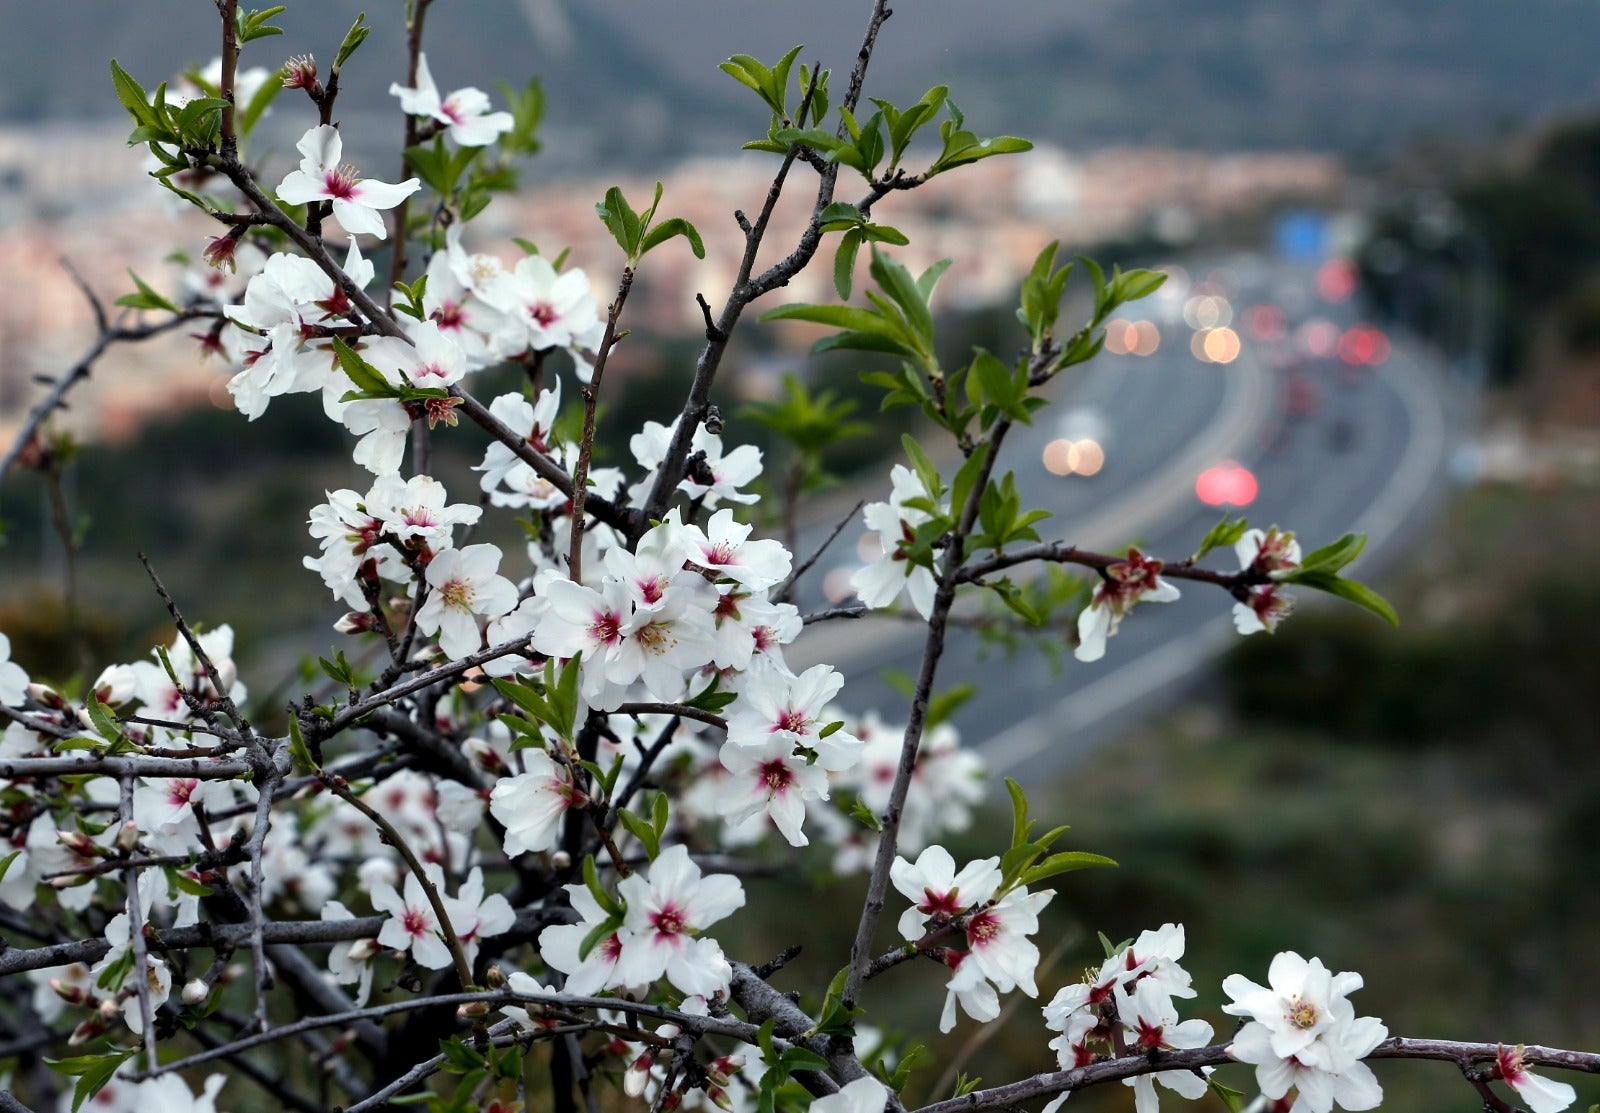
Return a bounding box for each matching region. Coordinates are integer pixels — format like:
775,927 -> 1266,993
167,779 -> 198,807
703,541 -> 736,567
774,708 -> 808,734
759,760 -> 793,793
966,911 -> 1001,946
435,302 -> 465,329
402,908 -> 430,939
322,164 -> 360,200
920,887 -> 965,918
529,302 -> 558,327
589,610 -> 622,646
651,905 -> 687,937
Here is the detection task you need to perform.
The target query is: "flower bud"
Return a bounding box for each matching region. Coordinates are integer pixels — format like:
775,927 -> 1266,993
282,54 -> 318,90
182,979 -> 209,1005
334,611 -> 375,634
49,978 -> 87,1005
484,965 -> 507,988
57,829 -> 100,858
707,1086 -> 735,1113
457,1000 -> 490,1019
98,997 -> 121,1021
348,938 -> 380,963
28,682 -> 66,710
550,850 -> 572,870
624,1054 -> 654,1098
114,821 -> 140,854
69,1016 -> 107,1046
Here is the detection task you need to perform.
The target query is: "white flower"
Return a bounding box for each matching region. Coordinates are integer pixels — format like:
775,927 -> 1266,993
850,464 -> 943,620
133,1073 -> 228,1113
1494,1046 -> 1577,1113
416,543 -> 519,659
889,845 -> 1001,942
1075,548 -> 1180,662
444,867 -> 513,966
940,952 -> 1000,1032
1236,526 -> 1302,577
539,883 -> 630,995
275,125 -> 420,239
1233,584 -> 1294,635
92,913 -> 172,1034
490,748 -> 586,857
613,844 -> 745,997
482,254 -> 603,358
0,632 -> 28,706
716,734 -> 833,846
723,665 -> 859,762
320,900 -> 376,1005
370,867 -> 454,970
962,884 -> 1052,997
1115,979 -> 1213,1113
390,54 -> 514,147
809,1076 -> 888,1113
675,508 -> 792,590
1224,952 -> 1387,1113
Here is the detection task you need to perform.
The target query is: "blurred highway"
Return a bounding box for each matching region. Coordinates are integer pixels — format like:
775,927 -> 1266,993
787,255 -> 1457,781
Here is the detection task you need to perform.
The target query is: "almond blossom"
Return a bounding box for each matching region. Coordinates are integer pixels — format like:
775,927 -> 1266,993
1075,547 -> 1181,662
612,844 -> 745,997
889,845 -> 1001,942
275,125 -> 420,239
0,632 -> 27,706
538,883 -> 631,996
716,734 -> 834,846
389,53 -> 514,147
415,543 -> 518,659
1114,978 -> 1213,1113
370,868 -> 453,970
1492,1045 -> 1578,1113
850,463 -> 943,620
490,747 -> 587,857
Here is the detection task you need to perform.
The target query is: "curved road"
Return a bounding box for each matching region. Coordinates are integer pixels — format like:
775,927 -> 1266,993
788,257 -> 1457,782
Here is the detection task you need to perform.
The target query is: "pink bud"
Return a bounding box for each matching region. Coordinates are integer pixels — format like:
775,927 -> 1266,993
182,979 -> 208,1005
282,54 -> 318,90
624,1054 -> 654,1098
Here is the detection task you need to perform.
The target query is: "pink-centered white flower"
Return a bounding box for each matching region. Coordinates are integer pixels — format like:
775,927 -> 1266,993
415,543 -> 518,659
962,884 -> 1052,998
490,747 -> 588,857
674,508 -> 791,590
851,464 -> 943,620
275,125 -> 420,239
613,844 -> 744,997
1115,978 -> 1214,1113
723,664 -> 860,761
370,867 -> 454,970
539,883 -> 631,996
1492,1045 -> 1577,1113
445,866 -> 514,966
390,53 -> 514,147
1075,547 -> 1181,662
482,253 -> 603,359
716,734 -> 834,846
889,845 -> 1002,942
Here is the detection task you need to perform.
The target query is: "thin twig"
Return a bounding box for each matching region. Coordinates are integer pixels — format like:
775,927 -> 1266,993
775,499 -> 864,604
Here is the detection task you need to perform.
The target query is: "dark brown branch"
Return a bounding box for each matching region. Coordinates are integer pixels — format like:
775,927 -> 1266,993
569,269 -> 634,582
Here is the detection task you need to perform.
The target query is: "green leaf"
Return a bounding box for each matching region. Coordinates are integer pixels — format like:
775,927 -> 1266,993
1192,516 -> 1250,563
1296,532 -> 1367,576
1005,777 -> 1032,848
169,869 -> 215,898
639,216 -> 706,260
550,655 -> 582,742
1207,1077 -> 1249,1113
0,850 -> 19,887
330,337 -> 395,395
331,12 -> 370,73
1290,572 -> 1400,627
617,809 -> 661,859
596,185 -> 641,258
114,270 -> 179,314
47,1048 -> 137,1113
900,434 -> 941,503
109,60 -> 156,128
237,71 -> 283,136
287,714 -> 316,774
1018,851 -> 1118,887
85,694 -> 126,748
833,228 -> 863,299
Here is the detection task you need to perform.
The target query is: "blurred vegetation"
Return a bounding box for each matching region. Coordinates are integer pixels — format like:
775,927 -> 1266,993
1361,113 -> 1600,387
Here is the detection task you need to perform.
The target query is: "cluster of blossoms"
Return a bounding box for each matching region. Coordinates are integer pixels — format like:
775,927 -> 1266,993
1232,526 -> 1301,634
892,846 -> 1052,1032
1074,548 -> 1181,662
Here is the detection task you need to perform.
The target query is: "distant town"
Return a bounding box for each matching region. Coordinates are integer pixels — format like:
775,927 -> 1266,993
0,122 -> 1341,448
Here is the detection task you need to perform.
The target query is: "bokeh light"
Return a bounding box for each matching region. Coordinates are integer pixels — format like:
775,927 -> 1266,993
1195,461 -> 1259,506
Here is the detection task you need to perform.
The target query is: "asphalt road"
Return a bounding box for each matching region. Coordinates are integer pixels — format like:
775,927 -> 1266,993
785,257 -> 1456,783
